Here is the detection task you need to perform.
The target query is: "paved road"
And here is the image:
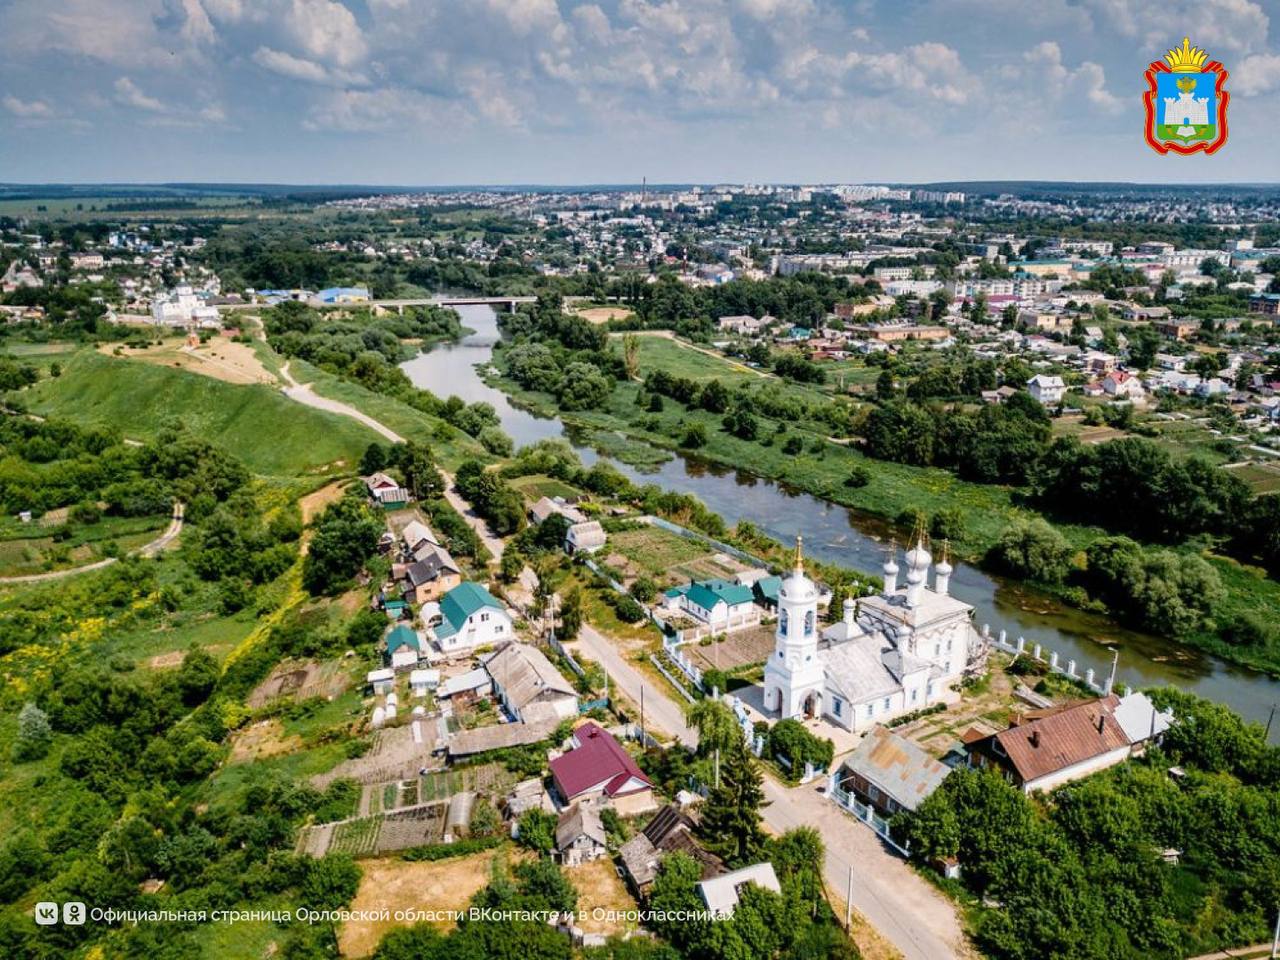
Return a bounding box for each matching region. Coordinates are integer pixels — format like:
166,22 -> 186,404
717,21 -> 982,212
0,502 -> 185,584
279,362 -> 405,444
577,623 -> 697,747
575,621 -> 971,960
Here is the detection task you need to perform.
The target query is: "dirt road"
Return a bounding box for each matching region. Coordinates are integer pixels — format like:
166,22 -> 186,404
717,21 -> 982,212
279,362 -> 404,444
0,502 -> 185,584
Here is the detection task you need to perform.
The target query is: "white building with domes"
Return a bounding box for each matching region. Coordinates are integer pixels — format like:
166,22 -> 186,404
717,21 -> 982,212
762,536 -> 986,733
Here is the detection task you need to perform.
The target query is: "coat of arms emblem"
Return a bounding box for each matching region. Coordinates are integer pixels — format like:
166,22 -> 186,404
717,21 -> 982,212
1144,37 -> 1229,155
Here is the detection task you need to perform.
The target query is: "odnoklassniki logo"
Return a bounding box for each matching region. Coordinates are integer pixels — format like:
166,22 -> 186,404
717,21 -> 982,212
1144,37 -> 1229,155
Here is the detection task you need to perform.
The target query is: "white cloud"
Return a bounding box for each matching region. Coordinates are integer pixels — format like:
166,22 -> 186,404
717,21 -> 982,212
285,0 -> 367,67
1235,52 -> 1280,95
252,46 -> 367,85
1077,0 -> 1270,56
114,77 -> 168,112
303,86 -> 459,131
3,95 -> 54,117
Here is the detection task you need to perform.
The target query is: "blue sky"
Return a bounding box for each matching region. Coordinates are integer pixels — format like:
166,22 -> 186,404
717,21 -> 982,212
1,0 -> 1279,184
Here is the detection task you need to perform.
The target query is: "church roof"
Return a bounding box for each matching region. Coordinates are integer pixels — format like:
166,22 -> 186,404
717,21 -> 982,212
859,586 -> 972,632
820,634 -> 902,705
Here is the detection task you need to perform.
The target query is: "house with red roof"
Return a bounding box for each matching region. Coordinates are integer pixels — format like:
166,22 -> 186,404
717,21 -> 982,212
549,722 -> 657,816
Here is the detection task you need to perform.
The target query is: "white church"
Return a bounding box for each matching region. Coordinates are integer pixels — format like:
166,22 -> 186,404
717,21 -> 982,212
762,536 -> 987,732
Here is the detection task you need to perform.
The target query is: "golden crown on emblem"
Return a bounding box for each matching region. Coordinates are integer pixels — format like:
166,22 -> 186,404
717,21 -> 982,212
1165,37 -> 1209,73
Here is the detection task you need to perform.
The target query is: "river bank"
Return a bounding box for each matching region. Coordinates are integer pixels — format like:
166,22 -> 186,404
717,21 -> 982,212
402,304 -> 1280,732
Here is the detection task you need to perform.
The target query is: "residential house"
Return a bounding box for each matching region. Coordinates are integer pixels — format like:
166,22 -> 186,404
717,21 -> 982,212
833,724 -> 952,820
1102,370 -> 1145,400
962,695 -> 1132,794
565,520 -> 607,555
365,472 -> 409,509
717,314 -> 768,335
1156,318 -> 1199,340
529,496 -> 587,526
401,520 -> 439,555
1026,374 -> 1065,405
697,863 -> 781,918
555,802 -> 608,866
482,641 -> 579,723
385,624 -> 426,670
663,579 -> 760,632
549,721 -> 657,815
430,582 -> 514,656
1110,691 -> 1174,754
401,544 -> 462,604
620,803 -> 721,899
1197,377 -> 1232,398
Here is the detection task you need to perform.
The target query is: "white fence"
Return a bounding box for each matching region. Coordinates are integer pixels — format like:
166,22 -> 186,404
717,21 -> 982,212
979,623 -> 1119,696
828,775 -> 910,857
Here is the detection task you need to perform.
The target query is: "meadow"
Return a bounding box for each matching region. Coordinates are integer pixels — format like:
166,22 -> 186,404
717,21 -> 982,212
20,350 -> 377,476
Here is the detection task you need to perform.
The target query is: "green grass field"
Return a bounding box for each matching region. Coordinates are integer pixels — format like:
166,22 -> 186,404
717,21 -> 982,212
508,473 -> 584,502
291,359 -> 487,470
18,350 -> 377,476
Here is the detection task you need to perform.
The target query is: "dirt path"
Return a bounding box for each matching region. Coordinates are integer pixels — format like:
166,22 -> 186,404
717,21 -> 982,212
279,362 -> 405,444
629,329 -> 770,378
440,471 -> 504,563
0,502 -> 185,584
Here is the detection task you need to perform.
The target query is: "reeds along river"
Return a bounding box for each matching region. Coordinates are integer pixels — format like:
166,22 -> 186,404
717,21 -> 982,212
400,304 -> 1280,737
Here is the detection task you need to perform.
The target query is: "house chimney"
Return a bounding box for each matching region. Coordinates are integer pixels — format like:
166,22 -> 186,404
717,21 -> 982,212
1096,713 -> 1105,735
1029,729 -> 1040,748
842,597 -> 855,627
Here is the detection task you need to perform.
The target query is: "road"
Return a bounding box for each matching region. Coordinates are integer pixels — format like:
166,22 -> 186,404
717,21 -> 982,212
0,502 -> 185,584
440,470 -> 506,563
576,621 -> 971,960
278,362 -> 405,444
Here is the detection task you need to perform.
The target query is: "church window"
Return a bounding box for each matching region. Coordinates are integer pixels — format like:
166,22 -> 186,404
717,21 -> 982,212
927,681 -> 934,697
865,704 -> 873,718
934,643 -> 940,657
883,697 -> 891,710
832,698 -> 843,717
803,610 -> 814,636
780,610 -> 789,635
911,689 -> 918,703
947,639 -> 953,651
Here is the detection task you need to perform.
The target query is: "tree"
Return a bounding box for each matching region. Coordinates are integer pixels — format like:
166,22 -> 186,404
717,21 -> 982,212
516,809 -> 557,855
302,494 -> 384,594
302,854 -> 362,911
397,442 -> 443,500
358,442 -> 388,475
864,400 -> 936,466
700,740 -> 767,866
687,697 -> 740,786
557,362 -> 612,411
558,587 -> 584,641
622,333 -> 640,380
12,702 -> 52,762
991,518 -> 1073,583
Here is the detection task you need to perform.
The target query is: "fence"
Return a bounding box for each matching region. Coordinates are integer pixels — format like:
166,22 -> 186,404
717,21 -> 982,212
661,636 -> 705,691
547,632 -> 587,678
979,623 -> 1119,697
828,775 -> 910,857
642,515 -> 767,569
648,652 -> 697,704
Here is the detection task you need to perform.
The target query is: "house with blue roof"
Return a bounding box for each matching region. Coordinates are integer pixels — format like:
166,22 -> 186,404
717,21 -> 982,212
430,581 -> 513,656
662,578 -> 760,633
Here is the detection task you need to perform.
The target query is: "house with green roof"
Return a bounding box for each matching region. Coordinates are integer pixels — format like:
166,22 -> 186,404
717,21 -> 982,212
662,577 -> 760,633
430,581 -> 514,656
385,624 -> 425,670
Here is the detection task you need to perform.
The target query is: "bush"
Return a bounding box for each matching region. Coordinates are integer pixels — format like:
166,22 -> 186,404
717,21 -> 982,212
990,518 -> 1072,583
629,577 -> 657,603
844,464 -> 872,488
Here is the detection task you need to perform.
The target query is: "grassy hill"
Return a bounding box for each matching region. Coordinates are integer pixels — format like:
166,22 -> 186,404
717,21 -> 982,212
19,350 -> 376,476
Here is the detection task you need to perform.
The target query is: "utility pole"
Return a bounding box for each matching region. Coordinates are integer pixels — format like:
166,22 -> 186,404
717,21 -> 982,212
640,686 -> 646,746
845,863 -> 854,930
1266,703 -> 1277,742
1271,904 -> 1279,959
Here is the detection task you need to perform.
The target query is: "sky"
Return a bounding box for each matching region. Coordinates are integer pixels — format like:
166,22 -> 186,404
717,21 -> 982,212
2,0 -> 1280,185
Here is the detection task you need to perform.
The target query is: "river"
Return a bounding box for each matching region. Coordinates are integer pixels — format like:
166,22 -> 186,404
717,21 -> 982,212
401,304 -> 1280,734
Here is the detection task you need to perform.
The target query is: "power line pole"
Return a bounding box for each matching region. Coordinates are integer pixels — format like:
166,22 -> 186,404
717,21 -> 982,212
1266,703 -> 1277,742
845,863 -> 854,931
1271,904 -> 1279,959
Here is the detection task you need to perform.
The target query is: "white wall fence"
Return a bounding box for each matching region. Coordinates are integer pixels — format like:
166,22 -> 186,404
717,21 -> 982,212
980,623 -> 1119,697
649,651 -> 698,704
673,607 -> 762,644
661,635 -> 706,692
827,773 -> 911,857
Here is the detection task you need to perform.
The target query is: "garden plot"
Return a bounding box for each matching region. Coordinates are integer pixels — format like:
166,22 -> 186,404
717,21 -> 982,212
246,658 -> 351,709
311,724 -> 436,790
361,762 -> 517,817
298,801 -> 450,859
606,526 -> 751,589
685,625 -> 776,673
